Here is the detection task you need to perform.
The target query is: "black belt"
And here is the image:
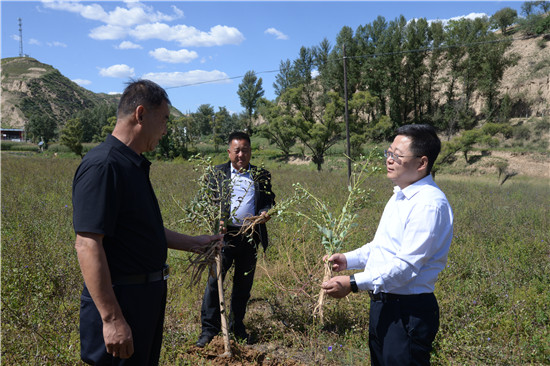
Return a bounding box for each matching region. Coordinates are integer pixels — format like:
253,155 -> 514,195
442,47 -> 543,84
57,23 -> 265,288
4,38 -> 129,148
368,291 -> 432,302
112,264 -> 169,286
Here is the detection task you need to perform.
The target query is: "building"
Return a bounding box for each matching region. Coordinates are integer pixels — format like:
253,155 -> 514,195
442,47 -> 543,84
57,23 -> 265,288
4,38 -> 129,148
1,128 -> 26,142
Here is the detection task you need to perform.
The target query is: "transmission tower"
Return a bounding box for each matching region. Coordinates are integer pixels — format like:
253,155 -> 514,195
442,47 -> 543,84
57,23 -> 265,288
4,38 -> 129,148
18,18 -> 24,57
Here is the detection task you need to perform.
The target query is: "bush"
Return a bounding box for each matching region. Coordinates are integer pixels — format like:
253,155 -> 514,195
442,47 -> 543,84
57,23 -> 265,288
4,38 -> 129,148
534,117 -> 550,133
512,125 -> 531,140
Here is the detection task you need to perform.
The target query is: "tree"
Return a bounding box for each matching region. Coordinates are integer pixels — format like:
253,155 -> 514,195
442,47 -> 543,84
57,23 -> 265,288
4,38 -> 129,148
491,7 -> 518,35
237,70 -> 264,134
26,114 -> 57,146
273,59 -> 299,97
60,117 -> 83,157
347,91 -> 380,156
256,98 -> 296,159
194,104 -> 215,136
477,36 -> 518,121
282,87 -> 343,171
100,116 -> 117,140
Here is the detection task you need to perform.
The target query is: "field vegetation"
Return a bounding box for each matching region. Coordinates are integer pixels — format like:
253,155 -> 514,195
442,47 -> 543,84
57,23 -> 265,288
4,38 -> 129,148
1,143 -> 548,365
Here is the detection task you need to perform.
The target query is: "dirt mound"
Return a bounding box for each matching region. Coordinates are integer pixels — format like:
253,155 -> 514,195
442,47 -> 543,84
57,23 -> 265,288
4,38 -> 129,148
179,336 -> 306,366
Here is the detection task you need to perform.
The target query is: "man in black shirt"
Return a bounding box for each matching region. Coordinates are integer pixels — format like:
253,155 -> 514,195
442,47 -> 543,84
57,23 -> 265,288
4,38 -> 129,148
73,79 -> 222,365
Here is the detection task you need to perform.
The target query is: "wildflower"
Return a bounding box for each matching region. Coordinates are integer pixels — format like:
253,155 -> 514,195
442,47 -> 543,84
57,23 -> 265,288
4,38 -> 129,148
487,337 -> 491,341
473,300 -> 477,305
328,346 -> 332,352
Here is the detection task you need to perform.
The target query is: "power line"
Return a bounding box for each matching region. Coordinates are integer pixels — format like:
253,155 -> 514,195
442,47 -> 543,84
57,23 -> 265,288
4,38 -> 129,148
164,69 -> 279,89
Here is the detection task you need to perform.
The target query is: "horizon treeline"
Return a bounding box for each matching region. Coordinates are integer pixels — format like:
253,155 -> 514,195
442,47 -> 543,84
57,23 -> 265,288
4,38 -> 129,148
23,1 -> 550,169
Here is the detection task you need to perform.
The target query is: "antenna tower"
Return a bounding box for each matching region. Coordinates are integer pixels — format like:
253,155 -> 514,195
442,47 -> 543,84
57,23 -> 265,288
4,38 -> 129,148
18,18 -> 24,57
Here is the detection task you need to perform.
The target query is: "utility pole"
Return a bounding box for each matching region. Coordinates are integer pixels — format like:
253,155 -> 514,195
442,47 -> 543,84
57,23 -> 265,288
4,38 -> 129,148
343,44 -> 351,185
18,18 -> 24,57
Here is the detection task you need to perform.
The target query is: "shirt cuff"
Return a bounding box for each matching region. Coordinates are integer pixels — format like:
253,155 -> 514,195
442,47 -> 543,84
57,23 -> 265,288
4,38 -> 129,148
353,271 -> 372,292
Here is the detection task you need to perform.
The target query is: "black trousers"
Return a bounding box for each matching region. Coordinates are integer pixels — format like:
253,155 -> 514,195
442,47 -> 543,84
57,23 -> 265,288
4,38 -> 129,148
369,293 -> 439,366
80,280 -> 167,365
200,228 -> 259,336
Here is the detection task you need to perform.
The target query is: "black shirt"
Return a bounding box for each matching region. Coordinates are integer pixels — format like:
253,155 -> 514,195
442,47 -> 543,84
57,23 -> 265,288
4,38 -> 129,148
72,134 -> 167,277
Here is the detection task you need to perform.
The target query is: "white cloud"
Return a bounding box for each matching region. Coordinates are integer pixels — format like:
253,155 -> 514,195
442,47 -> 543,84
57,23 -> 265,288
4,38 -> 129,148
130,23 -> 244,47
426,12 -> 488,26
108,91 -> 122,95
311,70 -> 319,78
47,41 -> 67,48
42,1 -> 183,27
99,64 -> 135,78
72,79 -> 92,86
142,70 -> 230,88
265,27 -> 288,40
90,25 -> 128,40
149,48 -> 198,63
117,41 -> 142,49
29,38 -> 41,45
11,34 -> 21,42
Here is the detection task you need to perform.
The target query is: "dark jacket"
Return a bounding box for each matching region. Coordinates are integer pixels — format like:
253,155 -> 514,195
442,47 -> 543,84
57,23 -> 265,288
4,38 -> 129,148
214,161 -> 275,251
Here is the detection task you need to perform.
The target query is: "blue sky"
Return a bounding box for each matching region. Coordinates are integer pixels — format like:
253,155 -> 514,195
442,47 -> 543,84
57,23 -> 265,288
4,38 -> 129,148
1,1 -> 524,115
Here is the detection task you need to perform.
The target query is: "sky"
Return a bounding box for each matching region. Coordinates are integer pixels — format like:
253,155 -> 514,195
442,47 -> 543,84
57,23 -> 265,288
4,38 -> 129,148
1,1 -> 525,115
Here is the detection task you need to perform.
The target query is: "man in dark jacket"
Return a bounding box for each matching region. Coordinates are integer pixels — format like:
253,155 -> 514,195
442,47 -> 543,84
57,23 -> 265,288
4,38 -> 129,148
196,131 -> 275,347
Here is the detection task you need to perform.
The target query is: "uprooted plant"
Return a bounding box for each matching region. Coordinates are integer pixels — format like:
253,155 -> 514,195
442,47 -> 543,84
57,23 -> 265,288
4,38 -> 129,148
177,154 -> 239,356
274,152 -> 381,324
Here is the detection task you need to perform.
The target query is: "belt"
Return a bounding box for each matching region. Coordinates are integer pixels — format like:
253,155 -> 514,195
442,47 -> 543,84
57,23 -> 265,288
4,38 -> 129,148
112,264 -> 169,286
368,291 -> 432,302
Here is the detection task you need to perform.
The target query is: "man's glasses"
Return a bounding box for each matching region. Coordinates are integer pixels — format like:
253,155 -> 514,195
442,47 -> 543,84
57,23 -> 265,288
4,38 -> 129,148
384,149 -> 420,161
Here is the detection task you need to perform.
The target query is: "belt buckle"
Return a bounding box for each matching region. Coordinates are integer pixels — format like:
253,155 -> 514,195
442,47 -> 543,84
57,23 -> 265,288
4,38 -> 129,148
162,265 -> 170,280
368,290 -> 375,300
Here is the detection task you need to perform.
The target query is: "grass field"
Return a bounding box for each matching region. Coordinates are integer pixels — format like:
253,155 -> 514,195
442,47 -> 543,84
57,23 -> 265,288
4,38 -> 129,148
1,152 -> 549,365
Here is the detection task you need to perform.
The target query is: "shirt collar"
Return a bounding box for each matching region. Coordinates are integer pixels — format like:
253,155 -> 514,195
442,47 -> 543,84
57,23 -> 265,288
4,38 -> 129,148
393,174 -> 434,200
231,164 -> 251,176
106,134 -> 151,171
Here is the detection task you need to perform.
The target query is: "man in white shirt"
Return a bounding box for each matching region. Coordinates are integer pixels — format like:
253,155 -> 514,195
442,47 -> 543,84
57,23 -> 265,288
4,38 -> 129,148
322,124 -> 453,366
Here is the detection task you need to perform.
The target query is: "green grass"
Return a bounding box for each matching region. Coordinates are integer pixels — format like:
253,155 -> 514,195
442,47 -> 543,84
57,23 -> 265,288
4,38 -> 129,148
1,153 -> 549,365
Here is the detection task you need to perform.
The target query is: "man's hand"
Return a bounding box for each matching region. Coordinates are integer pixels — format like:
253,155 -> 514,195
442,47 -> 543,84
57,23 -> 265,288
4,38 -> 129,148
258,211 -> 271,224
164,228 -> 223,253
322,275 -> 352,299
103,318 -> 134,359
323,253 -> 348,272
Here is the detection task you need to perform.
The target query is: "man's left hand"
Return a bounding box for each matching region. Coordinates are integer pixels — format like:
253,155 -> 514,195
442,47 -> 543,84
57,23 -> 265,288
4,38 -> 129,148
258,211 -> 271,224
322,275 -> 352,299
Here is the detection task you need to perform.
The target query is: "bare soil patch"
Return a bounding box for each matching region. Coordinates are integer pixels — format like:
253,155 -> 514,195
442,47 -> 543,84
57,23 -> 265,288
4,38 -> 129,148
179,336 -> 306,366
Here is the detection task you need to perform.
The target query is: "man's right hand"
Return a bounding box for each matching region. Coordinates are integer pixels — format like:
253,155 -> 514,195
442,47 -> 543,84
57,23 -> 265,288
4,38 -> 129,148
103,318 -> 134,359
324,253 -> 348,272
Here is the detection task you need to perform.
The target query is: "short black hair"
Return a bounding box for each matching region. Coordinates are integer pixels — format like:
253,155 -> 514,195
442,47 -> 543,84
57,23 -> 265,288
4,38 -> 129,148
228,131 -> 250,145
117,79 -> 171,118
394,124 -> 441,174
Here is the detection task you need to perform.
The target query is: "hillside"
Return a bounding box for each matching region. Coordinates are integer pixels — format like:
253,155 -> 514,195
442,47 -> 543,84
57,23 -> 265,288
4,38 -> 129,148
1,57 -> 119,129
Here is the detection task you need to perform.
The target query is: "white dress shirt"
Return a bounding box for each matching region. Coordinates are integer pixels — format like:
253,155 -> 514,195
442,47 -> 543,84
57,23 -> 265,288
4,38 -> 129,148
229,166 -> 255,226
346,174 -> 453,295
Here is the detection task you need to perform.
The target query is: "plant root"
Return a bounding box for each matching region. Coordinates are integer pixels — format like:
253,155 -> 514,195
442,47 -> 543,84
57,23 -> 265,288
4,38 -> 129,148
313,260 -> 332,324
184,240 -> 220,286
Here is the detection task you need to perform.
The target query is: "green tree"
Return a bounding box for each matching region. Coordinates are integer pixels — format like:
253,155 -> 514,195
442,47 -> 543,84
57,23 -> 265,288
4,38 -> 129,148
25,114 -> 57,146
477,36 -> 518,121
256,98 -> 296,159
273,59 -> 300,97
194,104 -> 215,136
491,7 -> 518,35
60,117 -> 83,158
100,116 -> 117,140
282,87 -> 343,171
347,91 -> 380,156
237,70 -> 264,134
